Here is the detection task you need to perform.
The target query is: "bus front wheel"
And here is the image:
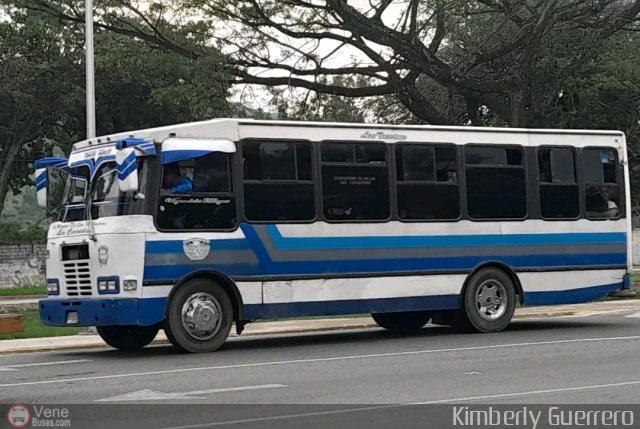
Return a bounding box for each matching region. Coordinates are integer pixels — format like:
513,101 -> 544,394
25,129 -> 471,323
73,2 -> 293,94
97,325 -> 159,351
165,278 -> 233,353
456,267 -> 517,333
371,311 -> 431,332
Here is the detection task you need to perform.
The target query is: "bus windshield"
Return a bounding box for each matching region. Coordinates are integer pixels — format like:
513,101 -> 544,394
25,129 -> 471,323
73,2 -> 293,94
90,160 -> 149,219
56,167 -> 89,222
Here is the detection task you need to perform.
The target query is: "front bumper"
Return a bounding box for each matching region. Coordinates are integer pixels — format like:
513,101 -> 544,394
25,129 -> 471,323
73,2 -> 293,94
39,298 -> 166,327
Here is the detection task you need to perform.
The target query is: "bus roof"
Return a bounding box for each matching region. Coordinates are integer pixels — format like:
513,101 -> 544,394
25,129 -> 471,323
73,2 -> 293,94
72,118 -> 626,152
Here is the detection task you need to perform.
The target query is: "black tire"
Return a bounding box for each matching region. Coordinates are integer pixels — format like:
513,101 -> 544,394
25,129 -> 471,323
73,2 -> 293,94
456,267 -> 517,333
97,325 -> 159,351
371,311 -> 431,333
165,278 -> 233,353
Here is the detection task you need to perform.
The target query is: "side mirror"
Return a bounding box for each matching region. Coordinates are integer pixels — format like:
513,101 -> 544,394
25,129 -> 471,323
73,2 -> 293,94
116,147 -> 139,193
35,168 -> 48,208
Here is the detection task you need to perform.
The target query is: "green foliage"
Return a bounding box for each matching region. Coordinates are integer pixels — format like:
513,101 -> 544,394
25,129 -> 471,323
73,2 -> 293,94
0,1 -> 232,218
94,32 -> 230,135
0,286 -> 47,296
0,222 -> 47,244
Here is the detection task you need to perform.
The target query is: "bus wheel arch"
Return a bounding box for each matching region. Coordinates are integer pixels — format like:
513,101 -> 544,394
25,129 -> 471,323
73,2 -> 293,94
166,270 -> 245,334
461,262 -> 524,306
164,276 -> 235,353
452,263 -> 520,333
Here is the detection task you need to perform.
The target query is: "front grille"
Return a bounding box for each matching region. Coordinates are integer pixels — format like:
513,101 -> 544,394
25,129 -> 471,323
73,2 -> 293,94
63,261 -> 92,296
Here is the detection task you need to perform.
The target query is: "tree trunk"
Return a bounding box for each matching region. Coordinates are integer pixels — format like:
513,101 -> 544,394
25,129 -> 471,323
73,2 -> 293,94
509,90 -> 526,128
0,141 -> 23,217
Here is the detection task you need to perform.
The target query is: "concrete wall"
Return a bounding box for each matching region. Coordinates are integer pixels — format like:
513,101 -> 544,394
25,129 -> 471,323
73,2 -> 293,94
0,244 -> 46,289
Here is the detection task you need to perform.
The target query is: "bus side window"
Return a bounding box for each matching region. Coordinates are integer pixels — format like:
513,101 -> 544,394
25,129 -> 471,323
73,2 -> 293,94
156,152 -> 236,230
582,148 -> 621,219
465,145 -> 526,219
395,144 -> 459,220
242,141 -> 315,222
321,142 -> 390,221
537,148 -> 579,219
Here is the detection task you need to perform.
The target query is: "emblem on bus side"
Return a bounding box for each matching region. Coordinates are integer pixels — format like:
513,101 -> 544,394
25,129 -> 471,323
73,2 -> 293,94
183,238 -> 210,261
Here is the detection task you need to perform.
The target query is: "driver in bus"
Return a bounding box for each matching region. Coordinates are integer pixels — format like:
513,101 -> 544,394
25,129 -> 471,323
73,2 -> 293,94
162,162 -> 193,194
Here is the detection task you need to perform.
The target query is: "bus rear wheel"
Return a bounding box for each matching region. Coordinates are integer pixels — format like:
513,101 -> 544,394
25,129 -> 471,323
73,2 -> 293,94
97,325 -> 159,351
165,278 -> 233,353
371,311 -> 431,333
456,267 -> 516,333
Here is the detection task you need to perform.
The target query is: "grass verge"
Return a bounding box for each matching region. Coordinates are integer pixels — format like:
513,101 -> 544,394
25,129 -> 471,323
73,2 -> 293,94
0,286 -> 46,296
0,309 -> 84,340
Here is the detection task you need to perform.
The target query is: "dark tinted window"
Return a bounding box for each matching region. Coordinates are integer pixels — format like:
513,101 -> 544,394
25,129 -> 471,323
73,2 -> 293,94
322,143 -> 354,162
465,147 -> 523,166
537,148 -> 579,219
400,146 -> 435,181
242,141 -> 314,221
465,146 -> 526,219
396,145 -> 459,220
582,148 -> 621,219
321,142 -> 389,221
157,152 -> 236,230
322,143 -> 387,165
193,153 -> 232,193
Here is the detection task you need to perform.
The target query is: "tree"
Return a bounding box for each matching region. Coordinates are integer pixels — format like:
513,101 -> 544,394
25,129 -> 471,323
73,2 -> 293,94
0,5 -> 81,217
0,1 -> 231,217
24,0 -> 640,127
271,75 -> 366,123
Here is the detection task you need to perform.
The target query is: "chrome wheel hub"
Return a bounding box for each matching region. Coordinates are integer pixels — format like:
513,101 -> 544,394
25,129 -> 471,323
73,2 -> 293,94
181,292 -> 222,340
475,280 -> 507,321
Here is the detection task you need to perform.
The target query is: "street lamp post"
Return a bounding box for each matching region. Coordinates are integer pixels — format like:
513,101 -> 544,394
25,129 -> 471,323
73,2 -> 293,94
85,0 -> 96,139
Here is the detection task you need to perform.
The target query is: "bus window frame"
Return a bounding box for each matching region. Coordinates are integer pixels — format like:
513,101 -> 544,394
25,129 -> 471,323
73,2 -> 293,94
463,143 -> 529,222
535,145 -> 581,222
319,140 -> 392,224
394,142 -> 462,223
581,145 -> 623,221
239,138 -> 317,224
154,150 -> 240,233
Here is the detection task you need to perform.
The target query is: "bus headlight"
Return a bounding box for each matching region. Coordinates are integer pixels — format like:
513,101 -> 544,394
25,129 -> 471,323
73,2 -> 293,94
97,277 -> 119,294
123,279 -> 138,291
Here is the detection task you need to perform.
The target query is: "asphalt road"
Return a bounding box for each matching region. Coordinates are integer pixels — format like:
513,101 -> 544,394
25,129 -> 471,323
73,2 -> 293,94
1,312 -> 640,428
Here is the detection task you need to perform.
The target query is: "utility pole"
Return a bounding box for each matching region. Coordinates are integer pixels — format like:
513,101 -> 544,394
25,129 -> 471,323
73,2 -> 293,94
85,0 -> 96,139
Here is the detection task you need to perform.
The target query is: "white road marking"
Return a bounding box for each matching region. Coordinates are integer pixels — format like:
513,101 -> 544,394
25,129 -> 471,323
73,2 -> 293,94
1,334 -> 640,388
0,359 -> 91,372
626,311 -> 640,318
96,384 -> 289,402
158,380 -> 640,429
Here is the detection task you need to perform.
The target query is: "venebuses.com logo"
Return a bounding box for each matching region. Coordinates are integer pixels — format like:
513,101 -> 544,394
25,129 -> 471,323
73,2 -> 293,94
6,404 -> 71,428
7,405 -> 30,428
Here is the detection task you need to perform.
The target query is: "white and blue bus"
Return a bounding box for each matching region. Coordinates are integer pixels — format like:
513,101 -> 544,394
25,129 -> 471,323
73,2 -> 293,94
34,119 -> 632,352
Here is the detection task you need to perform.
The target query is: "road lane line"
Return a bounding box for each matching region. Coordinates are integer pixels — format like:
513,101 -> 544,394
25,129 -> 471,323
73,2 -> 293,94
1,334 -> 639,388
158,380 -> 640,429
96,384 -> 289,402
0,359 -> 91,371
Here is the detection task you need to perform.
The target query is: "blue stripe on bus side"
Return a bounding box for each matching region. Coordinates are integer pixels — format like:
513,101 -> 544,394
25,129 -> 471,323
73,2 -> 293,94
142,253 -> 626,281
145,239 -> 251,254
264,224 -> 627,250
245,294 -> 461,320
524,282 -> 622,305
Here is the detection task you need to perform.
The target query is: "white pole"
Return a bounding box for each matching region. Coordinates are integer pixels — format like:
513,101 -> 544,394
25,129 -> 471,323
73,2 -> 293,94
85,0 -> 96,139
